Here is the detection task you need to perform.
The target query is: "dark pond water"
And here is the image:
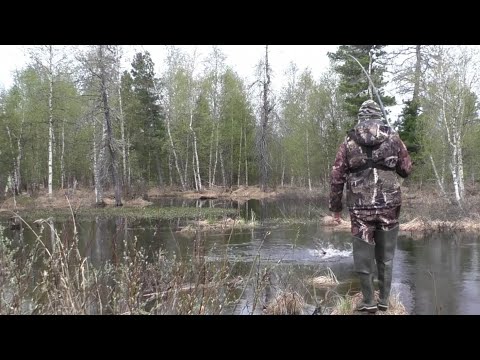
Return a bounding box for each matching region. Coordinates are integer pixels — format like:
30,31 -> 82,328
2,197 -> 480,315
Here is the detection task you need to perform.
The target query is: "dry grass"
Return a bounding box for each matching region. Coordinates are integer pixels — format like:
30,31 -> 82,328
263,290 -> 306,315
109,197 -> 153,207
400,217 -> 480,233
0,212 -> 245,315
321,215 -> 351,230
0,189 -> 154,211
178,217 -> 257,233
308,267 -> 340,288
329,291 -> 408,315
151,185 -> 290,201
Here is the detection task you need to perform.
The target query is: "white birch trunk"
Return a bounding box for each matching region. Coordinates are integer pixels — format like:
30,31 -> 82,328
190,111 -> 202,191
441,93 -> 464,203
16,137 -> 22,194
450,161 -> 461,202
166,113 -> 185,190
457,138 -> 465,199
5,126 -> 18,196
237,125 -> 243,187
430,154 -> 448,199
48,45 -> 54,197
93,118 -> 104,204
209,61 -> 219,189
244,127 -> 248,186
306,129 -> 312,191
127,136 -> 131,188
192,151 -> 198,191
168,152 -> 173,186
16,103 -> 25,193
212,122 -> 219,186
208,128 -> 214,188
184,133 -> 190,189
118,78 -> 127,188
61,118 -> 65,189
220,151 -> 226,187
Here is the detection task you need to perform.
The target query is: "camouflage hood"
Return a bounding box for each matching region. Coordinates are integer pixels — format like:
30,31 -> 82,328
350,119 -> 393,147
351,98 -> 391,146
357,99 -> 383,122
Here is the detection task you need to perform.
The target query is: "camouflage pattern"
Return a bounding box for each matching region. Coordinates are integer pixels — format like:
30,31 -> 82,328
329,100 -> 412,213
357,99 -> 383,123
350,206 -> 401,244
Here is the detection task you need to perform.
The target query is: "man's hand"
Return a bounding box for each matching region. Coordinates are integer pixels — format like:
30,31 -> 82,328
333,212 -> 342,224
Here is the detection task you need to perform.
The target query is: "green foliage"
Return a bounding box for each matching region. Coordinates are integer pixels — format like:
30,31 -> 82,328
279,67 -> 350,186
6,45 -> 480,197
416,47 -> 480,190
327,45 -> 395,119
123,52 -> 165,185
397,99 -> 421,153
218,69 -> 257,186
0,67 -> 49,190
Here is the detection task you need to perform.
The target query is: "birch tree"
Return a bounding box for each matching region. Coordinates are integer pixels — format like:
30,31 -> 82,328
202,47 -> 225,188
162,46 -> 187,190
28,45 -> 68,197
218,68 -> 256,188
1,76 -> 25,195
421,46 -> 480,203
0,66 -> 52,195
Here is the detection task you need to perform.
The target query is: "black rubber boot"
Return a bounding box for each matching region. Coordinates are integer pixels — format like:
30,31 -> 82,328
352,237 -> 377,313
375,226 -> 399,311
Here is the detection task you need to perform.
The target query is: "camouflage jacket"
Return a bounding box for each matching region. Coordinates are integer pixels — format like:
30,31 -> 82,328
329,119 -> 412,212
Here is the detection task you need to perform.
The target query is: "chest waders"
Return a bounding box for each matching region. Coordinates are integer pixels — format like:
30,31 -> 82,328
375,226 -> 398,311
353,237 -> 378,312
351,146 -> 399,312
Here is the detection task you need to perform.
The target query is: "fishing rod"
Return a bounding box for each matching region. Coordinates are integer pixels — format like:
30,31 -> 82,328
346,53 -> 391,127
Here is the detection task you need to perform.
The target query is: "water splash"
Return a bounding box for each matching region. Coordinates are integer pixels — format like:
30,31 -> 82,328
309,244 -> 352,260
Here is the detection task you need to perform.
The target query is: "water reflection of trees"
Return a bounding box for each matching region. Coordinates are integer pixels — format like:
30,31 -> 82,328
411,233 -> 474,315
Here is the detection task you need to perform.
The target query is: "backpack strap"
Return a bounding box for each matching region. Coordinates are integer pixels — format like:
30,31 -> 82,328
351,145 -> 395,173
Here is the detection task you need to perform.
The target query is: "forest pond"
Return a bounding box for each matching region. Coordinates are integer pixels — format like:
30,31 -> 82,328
2,197 -> 480,315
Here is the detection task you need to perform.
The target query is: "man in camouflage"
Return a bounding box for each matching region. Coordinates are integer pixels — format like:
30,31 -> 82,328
329,99 -> 412,312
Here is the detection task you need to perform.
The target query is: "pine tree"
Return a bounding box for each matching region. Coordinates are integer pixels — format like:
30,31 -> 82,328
328,45 -> 395,122
396,99 -> 421,153
128,51 -> 165,185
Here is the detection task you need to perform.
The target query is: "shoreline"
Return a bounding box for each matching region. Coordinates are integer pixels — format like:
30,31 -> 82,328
1,186 -> 479,234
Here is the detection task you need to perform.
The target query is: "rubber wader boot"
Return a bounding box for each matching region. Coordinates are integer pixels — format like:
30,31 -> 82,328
375,226 -> 399,311
352,237 -> 377,313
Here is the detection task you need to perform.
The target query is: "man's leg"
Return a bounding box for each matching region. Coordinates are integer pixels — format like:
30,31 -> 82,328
350,209 -> 377,312
375,206 -> 401,311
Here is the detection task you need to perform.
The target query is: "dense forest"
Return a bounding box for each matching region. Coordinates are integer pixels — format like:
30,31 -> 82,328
1,45 -> 479,206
